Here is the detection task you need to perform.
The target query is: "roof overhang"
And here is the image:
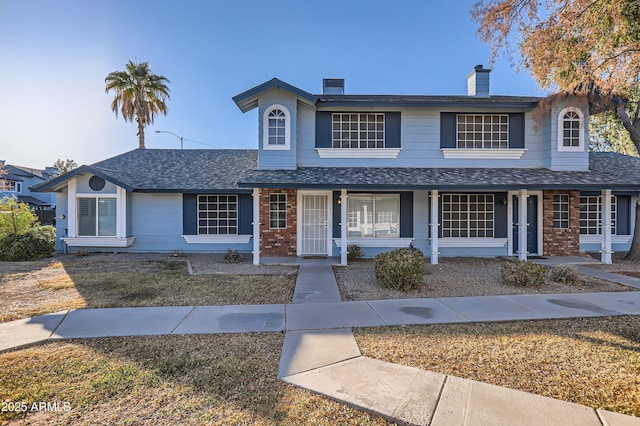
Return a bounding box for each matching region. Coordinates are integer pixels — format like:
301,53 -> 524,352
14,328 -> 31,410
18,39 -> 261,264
232,78 -> 317,113
29,165 -> 134,193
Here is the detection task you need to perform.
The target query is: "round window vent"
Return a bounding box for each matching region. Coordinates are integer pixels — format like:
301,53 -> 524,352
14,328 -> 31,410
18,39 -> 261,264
89,176 -> 106,191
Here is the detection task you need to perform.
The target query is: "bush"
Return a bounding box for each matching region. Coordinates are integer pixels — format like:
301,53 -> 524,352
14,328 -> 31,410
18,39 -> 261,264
223,249 -> 243,263
501,260 -> 547,287
373,247 -> 425,291
550,264 -> 580,284
347,244 -> 364,262
26,226 -> 56,250
0,233 -> 53,261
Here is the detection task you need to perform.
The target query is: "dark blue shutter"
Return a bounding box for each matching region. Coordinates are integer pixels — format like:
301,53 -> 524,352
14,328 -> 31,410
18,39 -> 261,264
494,193 -> 508,238
316,112 -> 332,148
508,113 -> 525,148
440,113 -> 456,148
399,192 -> 413,238
238,194 -> 253,235
183,194 -> 198,235
616,195 -> 630,235
385,112 -> 401,148
333,191 -> 341,238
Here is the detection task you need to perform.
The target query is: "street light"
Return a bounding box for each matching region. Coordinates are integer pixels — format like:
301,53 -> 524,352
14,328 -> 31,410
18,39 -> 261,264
155,130 -> 184,149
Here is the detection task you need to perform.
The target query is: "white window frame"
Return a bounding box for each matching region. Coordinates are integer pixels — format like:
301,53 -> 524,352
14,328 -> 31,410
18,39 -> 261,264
557,107 -> 585,152
197,195 -> 238,236
5,181 -> 22,192
580,195 -> 616,235
442,194 -> 494,238
263,104 -> 291,150
347,193 -> 400,239
456,114 -> 509,149
332,113 -> 385,149
553,194 -> 570,229
269,193 -> 287,229
76,195 -> 118,237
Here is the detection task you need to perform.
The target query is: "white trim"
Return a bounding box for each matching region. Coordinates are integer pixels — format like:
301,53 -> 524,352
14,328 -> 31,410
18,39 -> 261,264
437,238 -> 508,248
263,104 -> 291,150
507,190 -> 543,256
182,234 -> 251,244
441,148 -> 527,159
340,189 -> 348,265
316,148 -> 401,158
62,237 -> 135,247
430,190 -> 439,265
580,235 -> 631,245
252,188 -> 260,265
334,237 -> 414,248
557,106 -> 585,152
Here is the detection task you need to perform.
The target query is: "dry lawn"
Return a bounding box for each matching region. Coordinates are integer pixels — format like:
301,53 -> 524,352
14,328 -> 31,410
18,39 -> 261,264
0,260 -> 296,323
355,316 -> 640,416
0,335 -> 390,425
335,257 -> 632,301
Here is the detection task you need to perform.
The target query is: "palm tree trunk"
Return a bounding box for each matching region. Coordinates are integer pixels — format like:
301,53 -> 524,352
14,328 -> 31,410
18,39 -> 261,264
137,118 -> 145,149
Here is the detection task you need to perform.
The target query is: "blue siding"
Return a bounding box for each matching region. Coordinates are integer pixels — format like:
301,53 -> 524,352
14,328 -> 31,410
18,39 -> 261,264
257,90 -> 298,170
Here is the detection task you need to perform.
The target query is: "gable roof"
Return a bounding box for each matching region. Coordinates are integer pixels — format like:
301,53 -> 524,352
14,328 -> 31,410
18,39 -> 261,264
232,78 -> 317,112
32,149 -> 258,193
237,152 -> 640,191
4,165 -> 57,182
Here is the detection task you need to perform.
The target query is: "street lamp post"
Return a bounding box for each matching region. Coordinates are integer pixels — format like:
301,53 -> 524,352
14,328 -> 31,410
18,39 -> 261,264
155,130 -> 184,149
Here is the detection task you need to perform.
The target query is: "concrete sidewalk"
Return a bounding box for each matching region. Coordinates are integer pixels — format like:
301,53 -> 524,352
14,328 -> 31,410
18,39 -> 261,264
2,260 -> 640,424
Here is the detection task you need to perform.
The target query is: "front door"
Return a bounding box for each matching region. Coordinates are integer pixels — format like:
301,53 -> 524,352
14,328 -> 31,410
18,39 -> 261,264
300,193 -> 330,255
513,195 -> 538,255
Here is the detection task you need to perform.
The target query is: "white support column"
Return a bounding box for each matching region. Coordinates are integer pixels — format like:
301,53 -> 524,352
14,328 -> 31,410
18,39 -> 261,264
602,189 -> 613,264
252,188 -> 260,265
116,186 -> 127,238
340,189 -> 348,265
518,189 -> 528,261
67,178 -> 77,238
430,190 -> 439,265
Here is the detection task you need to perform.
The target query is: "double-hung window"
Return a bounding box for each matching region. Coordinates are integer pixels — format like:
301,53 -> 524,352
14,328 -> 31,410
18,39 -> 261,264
332,113 -> 385,148
348,194 -> 399,238
442,194 -> 494,238
457,114 -> 508,149
5,181 -> 21,192
198,195 -> 238,235
580,196 -> 616,235
78,197 -> 116,237
553,194 -> 570,229
269,193 -> 287,229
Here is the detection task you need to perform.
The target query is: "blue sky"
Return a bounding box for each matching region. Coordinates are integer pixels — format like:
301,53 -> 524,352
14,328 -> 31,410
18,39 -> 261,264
0,0 -> 544,168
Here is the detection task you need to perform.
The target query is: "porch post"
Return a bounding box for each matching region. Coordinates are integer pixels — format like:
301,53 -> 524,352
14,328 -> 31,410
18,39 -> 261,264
602,189 -> 613,264
518,189 -> 528,261
252,188 -> 260,265
430,190 -> 439,265
67,178 -> 77,238
340,189 -> 348,265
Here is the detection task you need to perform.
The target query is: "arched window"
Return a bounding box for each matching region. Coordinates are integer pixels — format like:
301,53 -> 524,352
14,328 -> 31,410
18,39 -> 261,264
263,105 -> 290,150
558,107 -> 584,151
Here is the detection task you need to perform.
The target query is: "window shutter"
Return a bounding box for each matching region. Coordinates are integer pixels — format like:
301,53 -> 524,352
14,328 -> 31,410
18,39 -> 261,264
315,112 -> 332,148
440,113 -> 456,148
508,113 -> 525,148
385,112 -> 401,148
399,192 -> 413,238
182,194 -> 198,235
616,195 -> 630,235
238,194 -> 253,235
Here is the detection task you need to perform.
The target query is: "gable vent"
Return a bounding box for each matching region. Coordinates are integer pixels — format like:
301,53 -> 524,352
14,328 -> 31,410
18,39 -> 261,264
323,78 -> 345,95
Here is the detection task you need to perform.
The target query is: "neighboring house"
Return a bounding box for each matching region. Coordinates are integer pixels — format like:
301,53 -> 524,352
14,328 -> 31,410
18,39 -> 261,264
1,162 -> 58,224
33,65 -> 640,264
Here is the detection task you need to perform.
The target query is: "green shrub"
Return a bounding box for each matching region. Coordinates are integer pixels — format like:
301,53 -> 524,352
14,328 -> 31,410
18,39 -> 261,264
0,233 -> 53,261
0,197 -> 39,237
26,225 -> 56,250
500,260 -> 547,287
223,249 -> 243,263
550,264 -> 580,284
347,244 -> 364,262
373,247 -> 425,291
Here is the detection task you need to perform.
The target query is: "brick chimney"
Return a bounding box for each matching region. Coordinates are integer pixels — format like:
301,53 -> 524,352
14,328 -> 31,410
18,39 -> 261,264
467,65 -> 491,97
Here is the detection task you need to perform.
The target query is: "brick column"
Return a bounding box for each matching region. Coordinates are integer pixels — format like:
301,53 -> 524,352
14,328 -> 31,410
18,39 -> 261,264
542,190 -> 580,256
259,188 -> 297,257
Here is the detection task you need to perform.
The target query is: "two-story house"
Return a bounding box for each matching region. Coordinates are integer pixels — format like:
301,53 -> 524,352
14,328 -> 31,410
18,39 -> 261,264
33,66 -> 640,263
1,162 -> 58,224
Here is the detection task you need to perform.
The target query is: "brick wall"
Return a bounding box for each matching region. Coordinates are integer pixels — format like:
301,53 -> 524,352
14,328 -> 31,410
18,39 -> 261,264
542,190 -> 581,256
259,188 -> 297,257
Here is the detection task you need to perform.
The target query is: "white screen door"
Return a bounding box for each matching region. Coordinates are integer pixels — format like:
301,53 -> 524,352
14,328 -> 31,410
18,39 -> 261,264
301,194 -> 329,255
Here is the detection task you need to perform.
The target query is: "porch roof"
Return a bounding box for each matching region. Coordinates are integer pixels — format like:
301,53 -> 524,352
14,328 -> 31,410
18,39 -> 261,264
237,152 -> 640,191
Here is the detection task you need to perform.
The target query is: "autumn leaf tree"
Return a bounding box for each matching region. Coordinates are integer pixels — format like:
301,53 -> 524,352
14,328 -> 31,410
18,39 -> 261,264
473,0 -> 640,259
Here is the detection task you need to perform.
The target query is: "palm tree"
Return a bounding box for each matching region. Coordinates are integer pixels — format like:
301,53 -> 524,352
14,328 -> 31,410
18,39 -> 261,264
105,61 -> 170,149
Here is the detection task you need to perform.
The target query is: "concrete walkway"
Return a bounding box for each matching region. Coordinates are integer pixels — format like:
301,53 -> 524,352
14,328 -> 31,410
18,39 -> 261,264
2,259 -> 640,424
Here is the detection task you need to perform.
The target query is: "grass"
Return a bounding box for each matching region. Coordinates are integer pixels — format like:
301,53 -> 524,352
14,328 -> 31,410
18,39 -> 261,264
355,316 -> 640,416
0,260 -> 296,323
0,335 -> 391,425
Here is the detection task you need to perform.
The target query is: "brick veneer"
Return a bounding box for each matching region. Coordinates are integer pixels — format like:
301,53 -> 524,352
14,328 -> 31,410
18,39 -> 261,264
542,190 -> 580,256
259,188 -> 297,257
